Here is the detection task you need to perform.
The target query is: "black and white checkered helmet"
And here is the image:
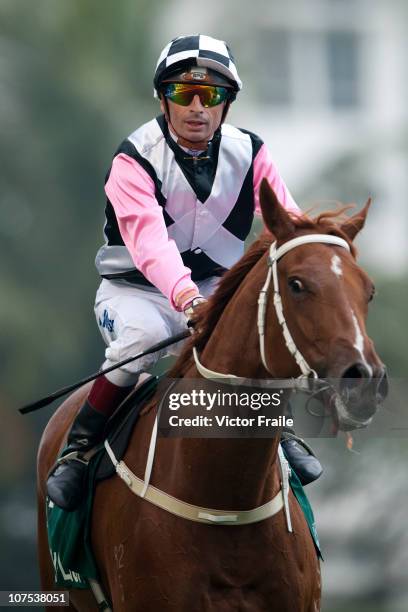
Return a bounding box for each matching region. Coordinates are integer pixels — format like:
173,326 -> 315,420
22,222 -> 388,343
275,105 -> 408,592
154,34 -> 242,98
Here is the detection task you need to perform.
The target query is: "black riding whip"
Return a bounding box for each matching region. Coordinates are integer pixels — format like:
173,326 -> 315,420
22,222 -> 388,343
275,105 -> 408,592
19,329 -> 190,414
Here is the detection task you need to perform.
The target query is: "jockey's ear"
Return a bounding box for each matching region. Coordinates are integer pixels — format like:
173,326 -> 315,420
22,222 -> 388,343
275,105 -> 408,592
340,197 -> 372,241
259,178 -> 295,239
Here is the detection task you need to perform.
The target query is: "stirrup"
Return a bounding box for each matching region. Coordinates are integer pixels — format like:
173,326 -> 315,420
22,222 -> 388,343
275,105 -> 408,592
52,444 -> 101,474
56,450 -> 89,466
281,431 -> 317,458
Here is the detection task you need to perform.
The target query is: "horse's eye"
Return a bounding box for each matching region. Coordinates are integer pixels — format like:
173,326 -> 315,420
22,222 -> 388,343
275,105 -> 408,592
288,278 -> 305,294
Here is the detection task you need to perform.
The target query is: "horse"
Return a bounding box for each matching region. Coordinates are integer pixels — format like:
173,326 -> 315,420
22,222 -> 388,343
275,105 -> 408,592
37,179 -> 387,611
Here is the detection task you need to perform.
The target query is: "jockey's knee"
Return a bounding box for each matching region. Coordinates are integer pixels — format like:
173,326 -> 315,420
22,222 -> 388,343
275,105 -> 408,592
103,323 -> 169,384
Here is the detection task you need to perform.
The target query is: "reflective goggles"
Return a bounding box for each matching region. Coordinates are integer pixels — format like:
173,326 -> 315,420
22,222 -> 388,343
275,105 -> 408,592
162,83 -> 230,107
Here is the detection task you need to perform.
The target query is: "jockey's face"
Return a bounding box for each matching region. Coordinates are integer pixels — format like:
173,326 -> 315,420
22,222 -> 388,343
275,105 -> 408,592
160,94 -> 226,145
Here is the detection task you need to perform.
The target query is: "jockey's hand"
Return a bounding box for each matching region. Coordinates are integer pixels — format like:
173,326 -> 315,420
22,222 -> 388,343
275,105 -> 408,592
183,296 -> 206,329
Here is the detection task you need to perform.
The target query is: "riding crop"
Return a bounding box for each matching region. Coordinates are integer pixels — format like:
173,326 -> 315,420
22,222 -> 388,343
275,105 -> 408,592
19,330 -> 190,414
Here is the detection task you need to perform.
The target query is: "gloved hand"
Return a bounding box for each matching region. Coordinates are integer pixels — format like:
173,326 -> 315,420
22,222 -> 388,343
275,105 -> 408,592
183,296 -> 206,329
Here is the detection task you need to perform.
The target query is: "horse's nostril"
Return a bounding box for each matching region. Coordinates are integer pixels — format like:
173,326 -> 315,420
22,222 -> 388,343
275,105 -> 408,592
339,363 -> 387,412
341,362 -> 371,386
339,363 -> 372,402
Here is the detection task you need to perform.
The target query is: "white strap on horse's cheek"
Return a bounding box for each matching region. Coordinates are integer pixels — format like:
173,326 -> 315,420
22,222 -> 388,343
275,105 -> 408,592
260,234 -> 350,379
259,239 -> 312,378
257,265 -> 273,373
271,249 -> 312,377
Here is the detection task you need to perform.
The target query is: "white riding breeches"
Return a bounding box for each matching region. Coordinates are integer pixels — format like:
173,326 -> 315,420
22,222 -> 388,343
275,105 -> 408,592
94,277 -> 219,387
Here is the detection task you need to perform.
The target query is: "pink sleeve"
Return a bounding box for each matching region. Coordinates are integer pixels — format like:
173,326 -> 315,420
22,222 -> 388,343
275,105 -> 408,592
105,153 -> 198,309
253,144 -> 301,217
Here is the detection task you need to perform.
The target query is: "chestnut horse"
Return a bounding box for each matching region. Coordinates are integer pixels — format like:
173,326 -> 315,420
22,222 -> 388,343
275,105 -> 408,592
37,180 -> 387,611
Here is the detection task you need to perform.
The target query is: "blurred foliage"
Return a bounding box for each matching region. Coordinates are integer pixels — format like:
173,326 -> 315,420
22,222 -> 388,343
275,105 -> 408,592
367,276 -> 408,377
0,0 -> 166,592
0,0 -> 164,407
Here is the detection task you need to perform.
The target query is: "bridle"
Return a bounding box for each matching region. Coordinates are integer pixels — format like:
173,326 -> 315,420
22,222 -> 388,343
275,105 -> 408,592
193,232 -> 374,430
193,233 -> 351,385
258,234 -> 350,379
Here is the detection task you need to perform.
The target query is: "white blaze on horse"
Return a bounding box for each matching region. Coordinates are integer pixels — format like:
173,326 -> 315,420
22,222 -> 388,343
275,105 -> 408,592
37,180 -> 387,612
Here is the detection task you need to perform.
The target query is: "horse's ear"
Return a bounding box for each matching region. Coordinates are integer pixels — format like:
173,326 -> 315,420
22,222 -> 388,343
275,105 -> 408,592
340,197 -> 372,241
260,178 -> 295,239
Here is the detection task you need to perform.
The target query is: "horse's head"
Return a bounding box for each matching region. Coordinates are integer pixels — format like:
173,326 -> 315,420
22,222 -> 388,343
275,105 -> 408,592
259,179 -> 388,431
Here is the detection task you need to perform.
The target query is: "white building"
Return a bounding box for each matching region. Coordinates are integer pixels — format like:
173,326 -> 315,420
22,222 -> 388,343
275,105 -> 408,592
159,0 -> 408,274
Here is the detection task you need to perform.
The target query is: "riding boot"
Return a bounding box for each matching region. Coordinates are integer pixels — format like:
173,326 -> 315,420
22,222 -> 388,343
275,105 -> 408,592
281,431 -> 323,486
279,398 -> 323,485
46,401 -> 109,511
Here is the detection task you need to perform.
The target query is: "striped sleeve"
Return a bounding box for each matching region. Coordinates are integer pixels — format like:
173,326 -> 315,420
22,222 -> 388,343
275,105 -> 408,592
105,152 -> 199,309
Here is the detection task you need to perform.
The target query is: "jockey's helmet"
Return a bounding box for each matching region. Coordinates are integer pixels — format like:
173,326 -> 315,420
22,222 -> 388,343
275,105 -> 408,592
154,34 -> 242,100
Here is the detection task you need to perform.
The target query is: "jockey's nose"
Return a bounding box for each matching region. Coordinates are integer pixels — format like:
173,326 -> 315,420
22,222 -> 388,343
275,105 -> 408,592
189,94 -> 205,111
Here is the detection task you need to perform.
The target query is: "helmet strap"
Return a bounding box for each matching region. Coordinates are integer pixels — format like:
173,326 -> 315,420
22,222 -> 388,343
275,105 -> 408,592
221,100 -> 231,124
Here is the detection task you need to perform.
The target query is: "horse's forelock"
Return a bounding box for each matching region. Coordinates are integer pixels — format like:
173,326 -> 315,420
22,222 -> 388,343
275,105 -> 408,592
291,206 -> 357,257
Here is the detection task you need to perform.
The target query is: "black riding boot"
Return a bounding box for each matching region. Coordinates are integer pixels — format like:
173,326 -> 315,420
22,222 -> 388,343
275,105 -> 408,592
281,432 -> 323,486
46,401 -> 108,511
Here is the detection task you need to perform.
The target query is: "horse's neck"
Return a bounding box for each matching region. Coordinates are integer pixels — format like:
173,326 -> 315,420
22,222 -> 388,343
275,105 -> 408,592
193,257 -> 293,379
196,293 -> 267,378
155,267 -> 285,510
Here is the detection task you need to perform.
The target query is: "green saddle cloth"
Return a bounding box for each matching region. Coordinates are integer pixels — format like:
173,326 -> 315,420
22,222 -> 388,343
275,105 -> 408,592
285,460 -> 323,561
46,375 -> 159,589
47,419 -> 322,589
46,451 -> 103,589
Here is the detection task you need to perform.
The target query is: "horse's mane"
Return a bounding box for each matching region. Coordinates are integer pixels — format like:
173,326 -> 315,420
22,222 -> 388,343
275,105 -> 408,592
169,208 -> 356,378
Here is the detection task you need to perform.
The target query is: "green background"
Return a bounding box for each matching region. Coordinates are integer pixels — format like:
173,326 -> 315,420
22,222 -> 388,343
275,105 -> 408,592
1,2 -> 407,611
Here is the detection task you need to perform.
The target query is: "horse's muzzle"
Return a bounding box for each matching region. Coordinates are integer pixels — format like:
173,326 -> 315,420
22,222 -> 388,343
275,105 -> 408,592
335,364 -> 389,430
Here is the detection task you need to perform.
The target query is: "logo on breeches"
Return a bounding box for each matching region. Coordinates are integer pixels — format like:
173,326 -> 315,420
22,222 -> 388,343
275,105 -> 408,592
99,309 -> 115,333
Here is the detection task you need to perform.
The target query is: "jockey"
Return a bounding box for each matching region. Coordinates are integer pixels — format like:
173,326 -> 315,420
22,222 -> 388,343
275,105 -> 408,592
47,34 -> 322,511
